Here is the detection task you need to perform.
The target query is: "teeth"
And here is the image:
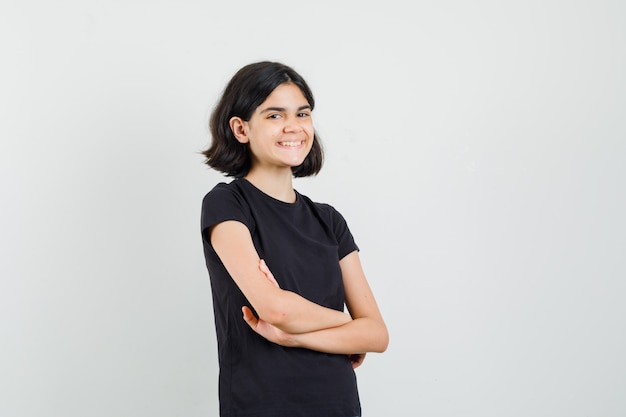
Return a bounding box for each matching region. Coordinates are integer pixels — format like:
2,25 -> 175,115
280,141 -> 302,147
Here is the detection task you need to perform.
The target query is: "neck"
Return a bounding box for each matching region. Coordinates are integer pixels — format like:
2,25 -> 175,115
244,168 -> 296,203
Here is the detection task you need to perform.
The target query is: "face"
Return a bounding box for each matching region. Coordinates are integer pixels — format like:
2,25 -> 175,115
230,82 -> 314,174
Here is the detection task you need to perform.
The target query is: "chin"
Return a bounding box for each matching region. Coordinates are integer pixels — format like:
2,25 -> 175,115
290,157 -> 309,167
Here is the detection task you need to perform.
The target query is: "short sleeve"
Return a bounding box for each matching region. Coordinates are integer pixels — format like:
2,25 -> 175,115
328,205 -> 360,260
200,183 -> 252,243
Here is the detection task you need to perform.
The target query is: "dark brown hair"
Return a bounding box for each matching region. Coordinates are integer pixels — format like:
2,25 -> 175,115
202,61 -> 324,178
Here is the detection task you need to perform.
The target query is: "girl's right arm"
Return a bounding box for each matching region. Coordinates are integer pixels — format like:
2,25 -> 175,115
210,220 -> 351,334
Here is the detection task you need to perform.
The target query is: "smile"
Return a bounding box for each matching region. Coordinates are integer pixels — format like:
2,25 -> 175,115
278,141 -> 304,147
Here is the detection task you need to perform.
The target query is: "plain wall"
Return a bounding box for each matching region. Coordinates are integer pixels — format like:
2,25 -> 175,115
1,1 -> 625,416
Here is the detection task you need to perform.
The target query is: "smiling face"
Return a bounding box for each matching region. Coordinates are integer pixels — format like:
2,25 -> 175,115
229,82 -> 315,176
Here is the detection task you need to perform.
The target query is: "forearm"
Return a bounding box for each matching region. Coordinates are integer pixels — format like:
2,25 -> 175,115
268,289 -> 351,334
242,251 -> 389,355
253,257 -> 351,334
283,316 -> 389,354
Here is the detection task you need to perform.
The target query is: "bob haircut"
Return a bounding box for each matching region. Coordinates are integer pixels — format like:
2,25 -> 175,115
202,61 -> 323,178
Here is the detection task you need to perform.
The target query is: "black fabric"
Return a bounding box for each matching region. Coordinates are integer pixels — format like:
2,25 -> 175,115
201,178 -> 361,417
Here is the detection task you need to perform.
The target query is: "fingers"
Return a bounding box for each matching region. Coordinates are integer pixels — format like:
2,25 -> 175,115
259,259 -> 270,274
348,353 -> 366,369
259,259 -> 280,287
242,306 -> 258,329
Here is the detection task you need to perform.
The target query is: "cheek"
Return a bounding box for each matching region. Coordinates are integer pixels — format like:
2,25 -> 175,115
266,126 -> 283,140
251,126 -> 279,144
306,125 -> 315,139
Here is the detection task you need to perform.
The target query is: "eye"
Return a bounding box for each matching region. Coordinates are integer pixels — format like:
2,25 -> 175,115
267,113 -> 282,119
298,112 -> 311,118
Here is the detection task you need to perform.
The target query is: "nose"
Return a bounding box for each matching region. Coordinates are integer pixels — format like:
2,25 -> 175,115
283,115 -> 303,133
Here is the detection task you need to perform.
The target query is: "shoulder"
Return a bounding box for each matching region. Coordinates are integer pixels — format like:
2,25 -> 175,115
298,192 -> 348,224
201,179 -> 254,232
297,192 -> 359,254
201,179 -> 252,219
202,179 -> 245,205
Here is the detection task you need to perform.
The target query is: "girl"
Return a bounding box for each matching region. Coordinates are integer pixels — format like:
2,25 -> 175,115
200,61 -> 388,417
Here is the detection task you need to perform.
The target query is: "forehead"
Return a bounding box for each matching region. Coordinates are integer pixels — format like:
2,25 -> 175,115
259,83 -> 309,107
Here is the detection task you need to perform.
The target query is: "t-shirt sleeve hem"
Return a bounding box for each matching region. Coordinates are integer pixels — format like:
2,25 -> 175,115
200,183 -> 252,242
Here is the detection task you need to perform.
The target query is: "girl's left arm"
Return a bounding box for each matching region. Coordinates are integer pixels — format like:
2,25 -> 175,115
243,250 -> 389,354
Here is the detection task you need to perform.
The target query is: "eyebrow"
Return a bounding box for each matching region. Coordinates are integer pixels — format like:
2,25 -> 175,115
259,105 -> 311,114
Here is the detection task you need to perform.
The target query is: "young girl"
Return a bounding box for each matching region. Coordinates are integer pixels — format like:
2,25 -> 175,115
200,61 -> 388,417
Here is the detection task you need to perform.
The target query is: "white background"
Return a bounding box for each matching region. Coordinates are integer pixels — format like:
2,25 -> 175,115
1,1 -> 625,416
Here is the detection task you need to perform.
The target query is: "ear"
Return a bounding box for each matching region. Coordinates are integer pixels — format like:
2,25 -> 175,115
229,117 -> 249,144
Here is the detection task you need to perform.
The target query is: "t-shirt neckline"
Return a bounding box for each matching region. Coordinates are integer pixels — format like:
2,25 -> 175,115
238,178 -> 302,207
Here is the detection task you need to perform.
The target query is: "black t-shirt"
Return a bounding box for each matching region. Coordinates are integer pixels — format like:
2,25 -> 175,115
201,178 -> 361,417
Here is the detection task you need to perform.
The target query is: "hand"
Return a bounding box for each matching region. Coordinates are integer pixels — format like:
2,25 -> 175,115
242,305 -> 293,346
347,353 -> 366,369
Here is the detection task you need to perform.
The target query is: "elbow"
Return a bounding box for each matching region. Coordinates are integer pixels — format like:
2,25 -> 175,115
265,309 -> 290,328
257,298 -> 292,328
248,287 -> 293,328
374,323 -> 389,353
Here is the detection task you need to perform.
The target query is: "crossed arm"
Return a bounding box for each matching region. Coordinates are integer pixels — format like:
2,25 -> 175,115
210,220 -> 389,358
